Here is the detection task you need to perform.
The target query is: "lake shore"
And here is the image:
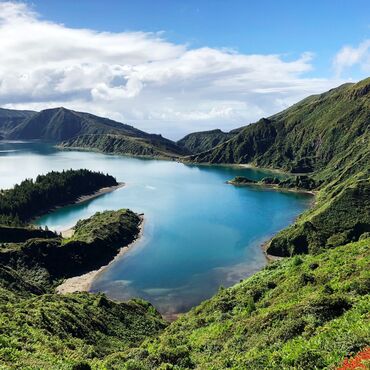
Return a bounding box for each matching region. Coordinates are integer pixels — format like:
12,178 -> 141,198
74,182 -> 125,205
32,182 -> 125,226
227,180 -> 316,196
56,215 -> 144,294
261,239 -> 284,262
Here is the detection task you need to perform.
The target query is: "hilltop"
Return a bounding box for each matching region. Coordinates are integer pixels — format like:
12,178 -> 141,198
177,128 -> 237,154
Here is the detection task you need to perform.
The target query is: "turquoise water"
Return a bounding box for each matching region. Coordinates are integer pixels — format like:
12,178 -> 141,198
0,141 -> 312,315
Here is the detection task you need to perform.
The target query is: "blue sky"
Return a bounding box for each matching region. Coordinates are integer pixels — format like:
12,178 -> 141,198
1,1 -> 369,138
27,0 -> 370,78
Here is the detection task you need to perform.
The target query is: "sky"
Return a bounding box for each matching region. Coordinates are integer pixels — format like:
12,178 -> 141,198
0,1 -> 369,139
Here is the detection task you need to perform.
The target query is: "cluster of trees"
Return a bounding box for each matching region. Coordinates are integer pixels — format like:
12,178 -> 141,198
0,169 -> 117,223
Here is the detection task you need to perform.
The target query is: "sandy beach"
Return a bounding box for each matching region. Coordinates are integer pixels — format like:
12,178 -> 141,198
56,216 -> 144,294
74,182 -> 125,205
56,182 -> 125,239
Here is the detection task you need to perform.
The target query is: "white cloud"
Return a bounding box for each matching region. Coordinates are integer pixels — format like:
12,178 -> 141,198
0,2 -> 343,139
333,39 -> 370,76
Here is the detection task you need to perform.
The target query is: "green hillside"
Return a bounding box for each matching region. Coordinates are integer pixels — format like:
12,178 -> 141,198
0,209 -> 141,288
0,273 -> 166,369
0,169 -> 117,225
0,205 -> 166,370
177,129 -> 236,154
59,132 -> 190,158
7,107 -> 146,142
268,173 -> 369,256
191,78 -> 369,180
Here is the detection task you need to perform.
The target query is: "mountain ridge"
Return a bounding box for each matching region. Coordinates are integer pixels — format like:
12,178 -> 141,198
189,78 -> 370,178
1,106 -> 189,158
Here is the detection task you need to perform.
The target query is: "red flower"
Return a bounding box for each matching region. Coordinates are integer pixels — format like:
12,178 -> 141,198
337,347 -> 370,370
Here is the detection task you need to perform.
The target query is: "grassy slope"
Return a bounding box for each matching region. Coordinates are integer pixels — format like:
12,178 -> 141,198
0,108 -> 35,136
65,209 -> 141,245
177,129 -> 236,154
268,173 -> 369,256
7,107 -> 147,142
0,209 -> 167,370
0,278 -> 166,369
119,238 -> 369,370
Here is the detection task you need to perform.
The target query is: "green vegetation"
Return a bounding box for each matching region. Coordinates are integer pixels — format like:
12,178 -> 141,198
177,129 -> 236,154
7,107 -> 145,142
210,78 -> 370,256
0,169 -> 117,224
0,279 -> 166,369
268,172 -> 369,256
60,132 -> 189,159
121,238 -> 369,369
0,209 -> 164,370
229,175 -> 317,191
0,225 -> 56,243
228,175 -> 258,185
0,209 -> 141,288
0,108 -> 35,136
68,209 -> 141,244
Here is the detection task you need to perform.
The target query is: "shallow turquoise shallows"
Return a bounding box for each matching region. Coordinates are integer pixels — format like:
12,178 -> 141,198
0,141 -> 312,315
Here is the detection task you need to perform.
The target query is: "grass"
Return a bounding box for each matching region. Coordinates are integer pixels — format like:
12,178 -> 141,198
120,238 -> 370,369
0,288 -> 166,369
63,209 -> 140,245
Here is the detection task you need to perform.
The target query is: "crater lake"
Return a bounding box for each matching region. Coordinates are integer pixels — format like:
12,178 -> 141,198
0,141 -> 312,316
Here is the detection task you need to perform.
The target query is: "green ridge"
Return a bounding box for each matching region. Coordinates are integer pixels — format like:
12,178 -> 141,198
60,132 -> 189,159
177,129 -> 236,154
191,78 -> 369,181
0,209 -> 141,288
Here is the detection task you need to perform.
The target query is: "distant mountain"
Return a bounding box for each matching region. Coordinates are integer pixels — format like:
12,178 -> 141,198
0,108 -> 35,137
4,107 -> 189,158
177,128 -> 236,154
8,107 -> 146,142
